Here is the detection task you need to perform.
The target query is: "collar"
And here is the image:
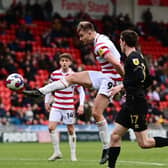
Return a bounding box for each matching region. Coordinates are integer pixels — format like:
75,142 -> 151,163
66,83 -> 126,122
59,68 -> 72,74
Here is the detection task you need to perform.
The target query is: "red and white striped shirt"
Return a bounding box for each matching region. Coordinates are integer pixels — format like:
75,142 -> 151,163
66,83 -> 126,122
94,33 -> 122,82
46,68 -> 85,110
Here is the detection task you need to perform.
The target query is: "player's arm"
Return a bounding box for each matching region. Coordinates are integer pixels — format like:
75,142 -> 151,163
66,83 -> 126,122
44,93 -> 53,112
44,77 -> 54,112
110,84 -> 124,97
96,45 -> 124,77
104,52 -> 125,77
76,86 -> 85,115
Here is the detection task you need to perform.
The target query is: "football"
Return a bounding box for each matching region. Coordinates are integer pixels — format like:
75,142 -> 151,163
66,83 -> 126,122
6,73 -> 24,91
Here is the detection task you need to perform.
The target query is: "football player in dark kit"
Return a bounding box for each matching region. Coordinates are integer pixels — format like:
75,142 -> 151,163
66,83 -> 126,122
108,29 -> 168,168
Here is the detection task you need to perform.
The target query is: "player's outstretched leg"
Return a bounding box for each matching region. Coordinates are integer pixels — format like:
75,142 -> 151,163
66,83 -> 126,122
23,71 -> 92,97
23,89 -> 44,98
23,78 -> 69,97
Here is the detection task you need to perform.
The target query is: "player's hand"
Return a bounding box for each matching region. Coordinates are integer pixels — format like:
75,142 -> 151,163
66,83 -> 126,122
77,105 -> 84,115
110,84 -> 123,97
45,103 -> 51,112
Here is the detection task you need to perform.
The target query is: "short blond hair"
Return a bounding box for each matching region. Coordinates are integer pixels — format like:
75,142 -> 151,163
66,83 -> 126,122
77,21 -> 95,33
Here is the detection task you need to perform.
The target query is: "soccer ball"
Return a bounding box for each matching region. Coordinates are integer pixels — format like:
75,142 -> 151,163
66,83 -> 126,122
6,73 -> 24,91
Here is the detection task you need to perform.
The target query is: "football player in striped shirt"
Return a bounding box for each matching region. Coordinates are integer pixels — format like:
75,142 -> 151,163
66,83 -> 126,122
45,53 -> 85,161
23,21 -> 124,164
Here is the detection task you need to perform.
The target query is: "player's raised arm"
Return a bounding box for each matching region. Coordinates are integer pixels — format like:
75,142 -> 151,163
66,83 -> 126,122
76,85 -> 85,115
104,52 -> 125,78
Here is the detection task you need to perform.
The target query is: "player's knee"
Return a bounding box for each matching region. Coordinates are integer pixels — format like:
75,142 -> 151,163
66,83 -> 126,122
110,132 -> 121,144
92,107 -> 102,119
68,129 -> 74,135
67,127 -> 74,135
92,110 -> 99,119
48,126 -> 55,133
68,130 -> 74,135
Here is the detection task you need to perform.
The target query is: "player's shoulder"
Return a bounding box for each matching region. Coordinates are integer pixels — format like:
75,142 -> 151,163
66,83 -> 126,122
95,34 -> 113,51
129,51 -> 143,66
129,51 -> 142,59
97,34 -> 110,43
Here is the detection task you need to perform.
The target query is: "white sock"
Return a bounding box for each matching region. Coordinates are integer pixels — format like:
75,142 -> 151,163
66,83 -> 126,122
39,77 -> 69,95
50,130 -> 61,154
96,119 -> 109,149
69,133 -> 77,158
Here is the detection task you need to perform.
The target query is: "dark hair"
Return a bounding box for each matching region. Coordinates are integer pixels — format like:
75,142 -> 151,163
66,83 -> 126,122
77,21 -> 95,33
120,29 -> 138,47
59,53 -> 72,61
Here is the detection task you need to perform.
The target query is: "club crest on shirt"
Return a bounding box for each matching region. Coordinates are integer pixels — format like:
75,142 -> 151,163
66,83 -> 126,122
98,48 -> 105,56
132,58 -> 140,65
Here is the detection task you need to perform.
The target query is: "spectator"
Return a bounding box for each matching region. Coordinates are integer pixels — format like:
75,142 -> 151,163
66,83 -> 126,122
32,0 -> 44,20
8,39 -> 22,52
24,0 -> 32,17
141,8 -> 153,23
43,0 -> 53,21
151,86 -> 161,102
5,55 -> 17,73
16,25 -> 34,41
24,104 -> 34,124
0,101 -> 6,118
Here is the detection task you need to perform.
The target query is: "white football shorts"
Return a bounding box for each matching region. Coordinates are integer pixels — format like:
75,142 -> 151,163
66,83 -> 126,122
49,108 -> 75,125
88,71 -> 115,97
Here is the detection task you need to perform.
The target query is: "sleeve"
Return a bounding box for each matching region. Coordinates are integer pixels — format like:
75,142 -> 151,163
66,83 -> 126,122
95,43 -> 111,57
50,72 -> 54,82
130,57 -> 145,83
44,92 -> 54,104
76,86 -> 85,106
44,72 -> 54,103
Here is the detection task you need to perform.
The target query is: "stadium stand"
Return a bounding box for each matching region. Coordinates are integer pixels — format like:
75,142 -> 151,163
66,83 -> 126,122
0,1 -> 167,126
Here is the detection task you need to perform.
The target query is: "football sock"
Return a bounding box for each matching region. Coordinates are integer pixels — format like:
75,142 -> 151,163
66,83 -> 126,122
50,130 -> 61,154
39,77 -> 69,95
96,119 -> 109,149
69,133 -> 77,154
108,147 -> 121,168
154,137 -> 168,147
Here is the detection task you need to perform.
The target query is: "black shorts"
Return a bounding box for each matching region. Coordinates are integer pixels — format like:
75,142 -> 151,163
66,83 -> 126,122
116,95 -> 148,132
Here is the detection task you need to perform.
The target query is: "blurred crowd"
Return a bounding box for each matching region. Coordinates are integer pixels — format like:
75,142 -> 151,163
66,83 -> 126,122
0,1 -> 167,127
141,8 -> 168,46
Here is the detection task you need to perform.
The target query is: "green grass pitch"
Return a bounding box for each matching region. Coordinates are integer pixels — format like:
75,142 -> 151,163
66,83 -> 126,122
0,141 -> 168,168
